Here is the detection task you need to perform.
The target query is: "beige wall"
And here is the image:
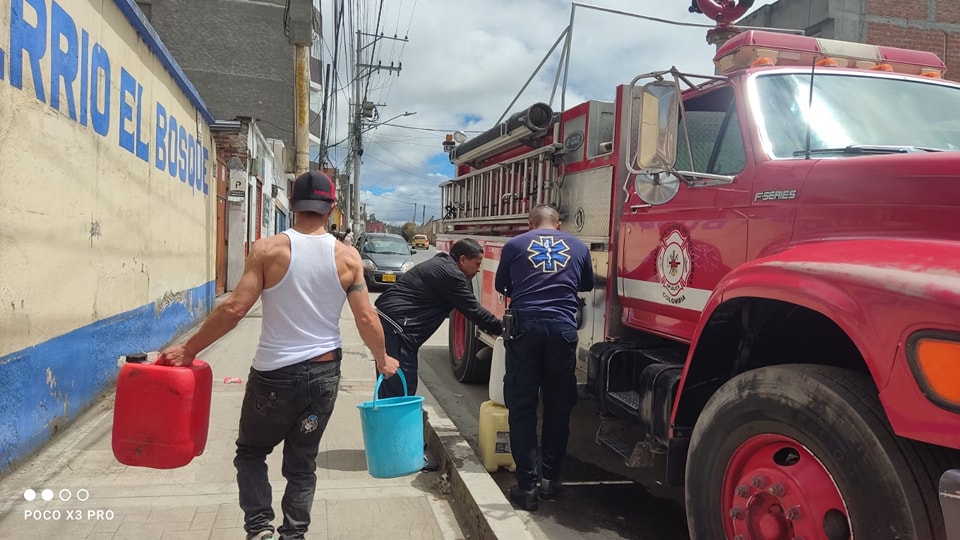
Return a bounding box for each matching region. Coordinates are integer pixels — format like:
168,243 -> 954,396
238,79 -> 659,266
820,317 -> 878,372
0,0 -> 217,357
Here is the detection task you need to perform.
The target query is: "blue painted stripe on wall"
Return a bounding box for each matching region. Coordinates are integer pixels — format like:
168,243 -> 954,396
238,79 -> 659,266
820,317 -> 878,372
111,0 -> 215,124
0,281 -> 215,472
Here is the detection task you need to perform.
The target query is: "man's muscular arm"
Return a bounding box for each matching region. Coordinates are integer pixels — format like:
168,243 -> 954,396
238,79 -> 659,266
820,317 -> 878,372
338,243 -> 398,376
160,239 -> 267,366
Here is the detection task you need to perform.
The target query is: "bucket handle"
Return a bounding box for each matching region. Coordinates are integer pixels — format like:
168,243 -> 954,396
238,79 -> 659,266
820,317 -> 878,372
373,369 -> 409,406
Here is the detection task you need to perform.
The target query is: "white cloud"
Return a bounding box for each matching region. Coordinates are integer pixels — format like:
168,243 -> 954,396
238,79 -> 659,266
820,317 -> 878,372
319,0 -> 779,225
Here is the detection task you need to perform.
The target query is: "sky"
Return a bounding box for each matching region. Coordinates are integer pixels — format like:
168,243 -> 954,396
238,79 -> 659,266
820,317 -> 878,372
318,0 -> 780,226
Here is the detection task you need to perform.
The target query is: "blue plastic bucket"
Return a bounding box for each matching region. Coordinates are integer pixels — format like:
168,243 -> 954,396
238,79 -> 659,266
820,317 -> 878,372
357,370 -> 425,478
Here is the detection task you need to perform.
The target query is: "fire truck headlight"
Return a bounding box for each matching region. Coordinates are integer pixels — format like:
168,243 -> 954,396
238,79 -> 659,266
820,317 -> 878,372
907,332 -> 960,410
453,130 -> 467,144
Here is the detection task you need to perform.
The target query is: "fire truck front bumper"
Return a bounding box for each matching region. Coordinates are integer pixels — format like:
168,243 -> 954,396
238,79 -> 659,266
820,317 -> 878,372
941,469 -> 960,540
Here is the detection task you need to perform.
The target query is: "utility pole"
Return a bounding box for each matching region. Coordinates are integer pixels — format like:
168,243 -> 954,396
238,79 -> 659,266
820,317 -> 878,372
350,29 -> 406,233
287,0 -> 314,177
294,46 -> 310,175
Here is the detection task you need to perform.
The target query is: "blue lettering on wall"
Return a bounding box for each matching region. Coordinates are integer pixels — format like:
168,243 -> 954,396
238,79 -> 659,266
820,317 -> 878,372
4,0 -> 211,195
202,147 -> 210,195
155,102 -> 167,170
50,1 -> 78,120
11,0 -> 48,103
119,69 -> 149,162
79,30 -> 88,126
167,116 -> 178,178
177,124 -> 187,183
90,44 -> 110,136
187,134 -> 195,188
119,68 -> 135,154
135,83 -> 148,161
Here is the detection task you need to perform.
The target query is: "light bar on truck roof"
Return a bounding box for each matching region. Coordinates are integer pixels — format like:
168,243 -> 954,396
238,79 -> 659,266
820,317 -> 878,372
714,31 -> 947,78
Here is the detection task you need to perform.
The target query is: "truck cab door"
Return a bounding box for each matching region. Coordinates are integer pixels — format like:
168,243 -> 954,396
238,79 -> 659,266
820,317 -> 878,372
618,84 -> 753,341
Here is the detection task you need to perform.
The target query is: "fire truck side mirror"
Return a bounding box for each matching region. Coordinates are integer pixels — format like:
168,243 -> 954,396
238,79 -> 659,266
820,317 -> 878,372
635,80 -> 680,173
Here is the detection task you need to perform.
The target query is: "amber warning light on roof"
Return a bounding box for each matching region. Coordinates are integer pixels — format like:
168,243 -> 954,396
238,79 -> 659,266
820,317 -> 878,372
715,30 -> 946,78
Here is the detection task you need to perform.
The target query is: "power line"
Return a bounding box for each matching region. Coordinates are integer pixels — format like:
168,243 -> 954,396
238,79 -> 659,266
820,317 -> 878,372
364,152 -> 436,181
380,124 -> 484,133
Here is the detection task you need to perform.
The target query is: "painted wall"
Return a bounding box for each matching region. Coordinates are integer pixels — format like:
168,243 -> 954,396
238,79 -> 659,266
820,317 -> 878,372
0,0 -> 217,472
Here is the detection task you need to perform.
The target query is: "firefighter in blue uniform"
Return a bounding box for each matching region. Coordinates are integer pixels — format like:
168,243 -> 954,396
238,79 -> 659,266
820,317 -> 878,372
494,204 -> 595,511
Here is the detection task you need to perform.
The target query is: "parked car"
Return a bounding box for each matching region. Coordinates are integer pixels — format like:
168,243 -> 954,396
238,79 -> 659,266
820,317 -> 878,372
356,233 -> 416,287
412,234 -> 430,250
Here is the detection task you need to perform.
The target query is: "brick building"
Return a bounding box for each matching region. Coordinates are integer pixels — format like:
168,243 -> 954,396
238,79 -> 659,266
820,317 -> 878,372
739,0 -> 960,81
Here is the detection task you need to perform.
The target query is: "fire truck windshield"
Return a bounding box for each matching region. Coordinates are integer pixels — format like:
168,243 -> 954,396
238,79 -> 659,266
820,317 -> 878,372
749,72 -> 960,158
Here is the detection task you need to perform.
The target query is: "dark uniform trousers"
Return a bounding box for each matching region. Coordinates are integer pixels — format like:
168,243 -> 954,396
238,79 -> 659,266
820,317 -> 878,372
377,316 -> 421,398
503,312 -> 579,491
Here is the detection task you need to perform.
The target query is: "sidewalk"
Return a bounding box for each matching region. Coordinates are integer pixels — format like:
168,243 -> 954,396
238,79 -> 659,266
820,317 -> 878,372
0,300 -> 465,539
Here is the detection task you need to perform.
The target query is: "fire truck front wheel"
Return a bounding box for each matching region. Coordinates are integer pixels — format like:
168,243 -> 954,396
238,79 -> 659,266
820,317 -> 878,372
685,364 -> 954,540
448,309 -> 488,383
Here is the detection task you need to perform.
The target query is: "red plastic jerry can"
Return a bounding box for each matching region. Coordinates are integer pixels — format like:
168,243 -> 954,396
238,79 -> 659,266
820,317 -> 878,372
112,355 -> 213,469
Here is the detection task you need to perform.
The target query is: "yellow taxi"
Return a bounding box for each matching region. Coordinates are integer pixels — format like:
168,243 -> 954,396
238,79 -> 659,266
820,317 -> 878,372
412,234 -> 430,250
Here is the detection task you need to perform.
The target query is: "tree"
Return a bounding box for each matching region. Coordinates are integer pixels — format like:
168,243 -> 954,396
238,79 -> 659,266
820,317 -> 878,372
400,222 -> 417,241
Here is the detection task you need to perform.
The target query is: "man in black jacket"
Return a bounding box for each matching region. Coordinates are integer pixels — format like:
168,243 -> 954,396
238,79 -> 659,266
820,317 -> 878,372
375,238 -> 502,399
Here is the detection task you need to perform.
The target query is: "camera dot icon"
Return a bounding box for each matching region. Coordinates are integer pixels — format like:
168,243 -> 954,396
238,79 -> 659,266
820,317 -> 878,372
23,487 -> 90,502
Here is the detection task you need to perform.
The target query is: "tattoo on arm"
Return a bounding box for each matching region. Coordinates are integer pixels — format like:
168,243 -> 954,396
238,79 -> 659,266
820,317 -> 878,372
346,282 -> 367,294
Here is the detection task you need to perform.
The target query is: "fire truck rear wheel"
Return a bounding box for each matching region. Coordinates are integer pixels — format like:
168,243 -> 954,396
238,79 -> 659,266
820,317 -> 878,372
685,364 -> 953,540
448,309 -> 489,383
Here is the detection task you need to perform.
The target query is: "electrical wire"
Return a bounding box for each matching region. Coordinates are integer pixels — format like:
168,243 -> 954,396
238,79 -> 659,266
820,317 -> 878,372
363,152 -> 437,181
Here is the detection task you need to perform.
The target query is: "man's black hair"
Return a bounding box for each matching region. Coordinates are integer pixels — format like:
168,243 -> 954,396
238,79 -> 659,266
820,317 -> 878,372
450,238 -> 483,260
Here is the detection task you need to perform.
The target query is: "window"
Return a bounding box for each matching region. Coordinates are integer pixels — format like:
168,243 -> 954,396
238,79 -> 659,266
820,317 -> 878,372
675,87 -> 746,175
752,73 -> 960,158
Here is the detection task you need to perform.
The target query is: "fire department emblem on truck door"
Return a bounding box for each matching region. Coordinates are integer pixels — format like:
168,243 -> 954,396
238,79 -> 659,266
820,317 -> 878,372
656,226 -> 692,303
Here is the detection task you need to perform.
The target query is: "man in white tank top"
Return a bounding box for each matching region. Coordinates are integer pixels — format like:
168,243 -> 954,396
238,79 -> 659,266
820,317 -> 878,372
160,171 -> 399,540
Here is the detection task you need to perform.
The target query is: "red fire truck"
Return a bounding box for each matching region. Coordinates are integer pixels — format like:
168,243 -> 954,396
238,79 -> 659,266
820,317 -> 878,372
436,19 -> 960,540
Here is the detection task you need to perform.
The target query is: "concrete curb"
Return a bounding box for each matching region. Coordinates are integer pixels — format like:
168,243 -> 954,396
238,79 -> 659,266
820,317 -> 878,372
419,387 -> 535,540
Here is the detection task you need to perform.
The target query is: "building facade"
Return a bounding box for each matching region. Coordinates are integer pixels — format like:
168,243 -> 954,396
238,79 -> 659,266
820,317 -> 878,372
0,0 -> 217,472
134,0 -> 322,145
739,0 -> 960,80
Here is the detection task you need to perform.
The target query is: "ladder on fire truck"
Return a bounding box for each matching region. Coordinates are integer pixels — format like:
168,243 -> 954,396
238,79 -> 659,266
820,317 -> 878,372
440,145 -> 560,231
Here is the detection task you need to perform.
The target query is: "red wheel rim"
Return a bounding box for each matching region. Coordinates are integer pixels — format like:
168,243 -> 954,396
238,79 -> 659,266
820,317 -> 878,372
721,433 -> 851,540
453,311 -> 466,359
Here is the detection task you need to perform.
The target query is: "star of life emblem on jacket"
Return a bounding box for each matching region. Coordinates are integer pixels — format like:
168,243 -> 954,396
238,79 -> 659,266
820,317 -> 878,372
527,236 -> 571,273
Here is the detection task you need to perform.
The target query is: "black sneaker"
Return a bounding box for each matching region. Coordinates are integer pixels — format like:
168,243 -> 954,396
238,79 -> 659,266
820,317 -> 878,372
539,478 -> 562,500
508,485 -> 539,511
421,453 -> 439,472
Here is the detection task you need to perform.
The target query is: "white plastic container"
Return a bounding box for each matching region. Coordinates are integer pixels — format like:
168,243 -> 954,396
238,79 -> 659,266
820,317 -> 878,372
489,337 -> 506,405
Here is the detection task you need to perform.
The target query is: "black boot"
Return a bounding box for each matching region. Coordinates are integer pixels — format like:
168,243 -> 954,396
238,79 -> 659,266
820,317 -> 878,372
539,478 -> 562,500
508,485 -> 538,511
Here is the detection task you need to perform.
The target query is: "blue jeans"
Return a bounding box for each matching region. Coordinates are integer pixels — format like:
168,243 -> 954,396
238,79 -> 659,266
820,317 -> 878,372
234,359 -> 340,539
503,314 -> 578,491
377,318 -> 420,398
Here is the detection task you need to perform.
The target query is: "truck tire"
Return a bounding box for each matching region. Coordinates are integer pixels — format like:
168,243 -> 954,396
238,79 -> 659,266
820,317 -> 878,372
448,309 -> 488,382
685,364 -> 953,540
